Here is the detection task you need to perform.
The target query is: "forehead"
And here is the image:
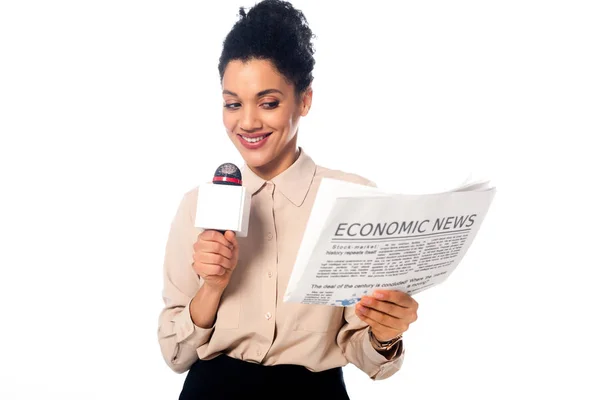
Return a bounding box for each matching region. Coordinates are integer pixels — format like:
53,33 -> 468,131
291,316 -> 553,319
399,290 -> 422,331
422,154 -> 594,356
222,59 -> 292,95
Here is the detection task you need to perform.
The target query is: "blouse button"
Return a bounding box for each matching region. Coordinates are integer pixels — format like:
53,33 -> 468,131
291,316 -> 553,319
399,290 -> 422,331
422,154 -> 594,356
265,312 -> 272,320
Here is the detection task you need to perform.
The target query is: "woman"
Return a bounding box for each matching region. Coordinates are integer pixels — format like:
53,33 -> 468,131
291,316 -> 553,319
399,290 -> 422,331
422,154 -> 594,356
157,1 -> 419,398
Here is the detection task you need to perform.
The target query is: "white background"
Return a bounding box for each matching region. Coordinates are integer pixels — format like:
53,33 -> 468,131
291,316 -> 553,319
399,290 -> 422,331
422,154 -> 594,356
1,0 -> 598,398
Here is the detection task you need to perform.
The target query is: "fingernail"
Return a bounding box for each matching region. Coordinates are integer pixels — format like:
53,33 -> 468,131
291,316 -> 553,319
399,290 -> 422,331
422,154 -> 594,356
374,292 -> 384,299
361,297 -> 372,305
356,305 -> 365,314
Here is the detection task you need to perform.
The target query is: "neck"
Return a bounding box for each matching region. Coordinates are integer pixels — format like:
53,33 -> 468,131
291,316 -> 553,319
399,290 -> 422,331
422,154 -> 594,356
250,138 -> 299,181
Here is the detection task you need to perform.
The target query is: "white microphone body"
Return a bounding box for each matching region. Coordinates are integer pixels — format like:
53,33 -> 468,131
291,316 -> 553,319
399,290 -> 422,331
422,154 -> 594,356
194,182 -> 252,237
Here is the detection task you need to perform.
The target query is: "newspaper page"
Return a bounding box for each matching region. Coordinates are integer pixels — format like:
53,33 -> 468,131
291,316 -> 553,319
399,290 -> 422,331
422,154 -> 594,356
283,178 -> 496,306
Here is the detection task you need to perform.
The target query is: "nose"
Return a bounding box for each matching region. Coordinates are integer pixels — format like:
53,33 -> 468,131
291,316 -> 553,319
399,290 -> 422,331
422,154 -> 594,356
239,106 -> 262,132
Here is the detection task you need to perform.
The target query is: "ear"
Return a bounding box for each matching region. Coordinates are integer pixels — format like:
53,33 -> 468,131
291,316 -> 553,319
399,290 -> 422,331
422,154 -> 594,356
300,86 -> 313,117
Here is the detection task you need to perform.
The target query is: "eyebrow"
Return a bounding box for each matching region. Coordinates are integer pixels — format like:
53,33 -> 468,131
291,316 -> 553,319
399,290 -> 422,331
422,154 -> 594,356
222,89 -> 284,97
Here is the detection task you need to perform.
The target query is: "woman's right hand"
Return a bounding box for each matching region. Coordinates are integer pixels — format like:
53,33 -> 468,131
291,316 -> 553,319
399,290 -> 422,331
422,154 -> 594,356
192,229 -> 239,293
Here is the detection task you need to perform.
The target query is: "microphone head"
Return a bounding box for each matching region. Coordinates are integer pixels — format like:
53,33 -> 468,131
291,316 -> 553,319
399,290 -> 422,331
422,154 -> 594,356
213,163 -> 242,186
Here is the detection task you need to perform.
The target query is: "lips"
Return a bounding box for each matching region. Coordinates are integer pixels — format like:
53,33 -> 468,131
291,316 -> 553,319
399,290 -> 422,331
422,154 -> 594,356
238,132 -> 272,141
237,132 -> 272,149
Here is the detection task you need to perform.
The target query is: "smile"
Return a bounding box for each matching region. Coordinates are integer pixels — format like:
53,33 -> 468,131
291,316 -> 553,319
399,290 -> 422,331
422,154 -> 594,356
237,132 -> 273,149
238,133 -> 272,143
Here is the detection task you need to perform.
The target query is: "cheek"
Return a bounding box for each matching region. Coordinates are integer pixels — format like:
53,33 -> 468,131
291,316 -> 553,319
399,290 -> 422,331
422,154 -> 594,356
265,109 -> 294,132
222,112 -> 236,133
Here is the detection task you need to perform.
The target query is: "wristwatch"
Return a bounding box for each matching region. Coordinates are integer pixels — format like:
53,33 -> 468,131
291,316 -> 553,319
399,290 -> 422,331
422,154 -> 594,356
369,328 -> 403,352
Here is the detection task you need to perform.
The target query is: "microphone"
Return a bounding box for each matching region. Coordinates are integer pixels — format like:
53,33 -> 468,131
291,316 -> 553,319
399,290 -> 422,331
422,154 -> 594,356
194,163 -> 251,237
213,163 -> 242,186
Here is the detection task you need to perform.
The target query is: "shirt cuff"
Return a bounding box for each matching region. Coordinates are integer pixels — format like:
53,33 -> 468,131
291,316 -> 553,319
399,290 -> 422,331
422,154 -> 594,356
363,331 -> 403,362
362,330 -> 405,378
170,298 -> 214,347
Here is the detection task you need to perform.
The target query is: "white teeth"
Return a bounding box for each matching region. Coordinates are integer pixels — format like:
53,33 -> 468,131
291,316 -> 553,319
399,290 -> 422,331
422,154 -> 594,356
242,135 -> 266,143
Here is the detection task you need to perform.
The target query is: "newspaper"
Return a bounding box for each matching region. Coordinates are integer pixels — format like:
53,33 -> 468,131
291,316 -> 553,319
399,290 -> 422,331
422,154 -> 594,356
282,177 -> 496,306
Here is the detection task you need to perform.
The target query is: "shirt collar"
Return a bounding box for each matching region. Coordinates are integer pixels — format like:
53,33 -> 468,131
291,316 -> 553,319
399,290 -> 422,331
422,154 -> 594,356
241,147 -> 316,207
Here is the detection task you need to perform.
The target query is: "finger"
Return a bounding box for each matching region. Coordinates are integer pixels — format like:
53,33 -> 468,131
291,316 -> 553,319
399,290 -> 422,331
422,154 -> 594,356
196,270 -> 212,280
198,230 -> 233,249
195,262 -> 226,276
196,270 -> 206,279
196,252 -> 234,270
224,231 -> 239,265
223,230 -> 237,249
355,303 -> 403,331
197,241 -> 233,260
355,308 -> 399,339
373,290 -> 417,308
360,296 -> 407,320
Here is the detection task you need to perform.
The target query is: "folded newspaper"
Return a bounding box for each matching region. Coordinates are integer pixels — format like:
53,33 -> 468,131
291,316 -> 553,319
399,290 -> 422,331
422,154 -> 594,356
282,177 -> 496,306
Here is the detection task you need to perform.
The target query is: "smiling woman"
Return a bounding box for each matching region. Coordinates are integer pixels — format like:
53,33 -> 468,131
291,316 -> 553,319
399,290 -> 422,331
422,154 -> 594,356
156,1 -> 419,399
221,59 -> 312,179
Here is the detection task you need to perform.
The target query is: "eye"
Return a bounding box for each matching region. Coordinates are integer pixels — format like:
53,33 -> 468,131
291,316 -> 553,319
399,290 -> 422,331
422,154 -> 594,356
224,103 -> 241,110
261,101 -> 279,110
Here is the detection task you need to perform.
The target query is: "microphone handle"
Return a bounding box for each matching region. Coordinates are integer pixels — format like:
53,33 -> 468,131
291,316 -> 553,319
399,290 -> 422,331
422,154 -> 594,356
211,177 -> 241,237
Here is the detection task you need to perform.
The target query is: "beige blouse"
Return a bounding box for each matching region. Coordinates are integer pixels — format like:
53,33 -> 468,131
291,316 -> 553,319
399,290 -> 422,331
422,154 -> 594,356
157,148 -> 405,380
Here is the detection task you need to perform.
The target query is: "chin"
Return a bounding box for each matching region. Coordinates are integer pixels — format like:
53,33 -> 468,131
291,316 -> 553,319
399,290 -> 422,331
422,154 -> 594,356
236,147 -> 275,169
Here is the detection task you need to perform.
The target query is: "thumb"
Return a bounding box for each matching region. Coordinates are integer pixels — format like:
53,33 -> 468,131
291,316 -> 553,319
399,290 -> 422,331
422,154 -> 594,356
224,230 -> 237,247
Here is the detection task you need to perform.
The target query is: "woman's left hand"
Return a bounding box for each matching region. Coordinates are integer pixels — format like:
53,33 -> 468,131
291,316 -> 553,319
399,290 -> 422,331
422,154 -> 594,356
355,290 -> 419,342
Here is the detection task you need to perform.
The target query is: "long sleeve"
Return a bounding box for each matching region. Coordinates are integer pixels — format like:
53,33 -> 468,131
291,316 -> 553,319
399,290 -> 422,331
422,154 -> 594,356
336,305 -> 405,380
157,190 -> 214,374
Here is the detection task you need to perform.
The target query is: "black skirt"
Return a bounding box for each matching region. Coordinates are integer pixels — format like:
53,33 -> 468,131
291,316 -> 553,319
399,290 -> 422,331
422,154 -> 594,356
179,354 -> 351,400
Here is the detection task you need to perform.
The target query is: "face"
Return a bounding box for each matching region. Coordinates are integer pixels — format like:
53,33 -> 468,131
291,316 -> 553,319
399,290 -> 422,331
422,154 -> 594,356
221,59 -> 312,179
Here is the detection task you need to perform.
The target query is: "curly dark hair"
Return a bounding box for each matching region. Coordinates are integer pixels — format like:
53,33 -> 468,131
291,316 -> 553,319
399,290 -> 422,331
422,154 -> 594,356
218,0 -> 316,98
